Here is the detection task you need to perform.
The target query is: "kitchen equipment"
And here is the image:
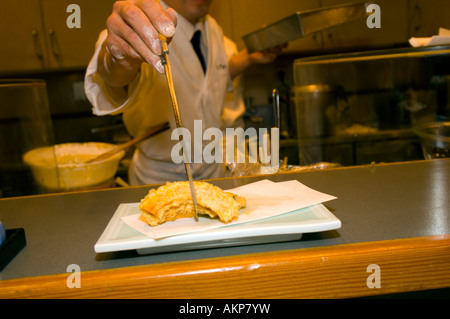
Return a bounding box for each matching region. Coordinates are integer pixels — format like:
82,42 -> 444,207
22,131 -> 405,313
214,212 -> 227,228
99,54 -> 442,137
414,121 -> 450,159
243,2 -> 371,53
85,122 -> 169,164
159,33 -> 199,221
0,79 -> 56,197
293,45 -> 450,166
23,142 -> 125,192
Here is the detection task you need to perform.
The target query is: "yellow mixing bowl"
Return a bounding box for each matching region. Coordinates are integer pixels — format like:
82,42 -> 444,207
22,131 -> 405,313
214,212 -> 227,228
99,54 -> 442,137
23,142 -> 125,192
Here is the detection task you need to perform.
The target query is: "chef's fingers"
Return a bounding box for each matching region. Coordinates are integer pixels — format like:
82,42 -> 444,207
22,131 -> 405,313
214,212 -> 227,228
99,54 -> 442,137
106,3 -> 164,73
248,50 -> 277,65
111,2 -> 160,55
107,24 -> 164,74
165,8 -> 178,30
106,30 -> 163,73
251,43 -> 288,64
114,1 -> 176,53
136,0 -> 177,38
266,42 -> 288,54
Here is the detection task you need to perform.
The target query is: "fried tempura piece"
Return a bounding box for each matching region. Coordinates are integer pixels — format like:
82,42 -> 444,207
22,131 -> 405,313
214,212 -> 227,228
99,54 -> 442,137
138,181 -> 246,226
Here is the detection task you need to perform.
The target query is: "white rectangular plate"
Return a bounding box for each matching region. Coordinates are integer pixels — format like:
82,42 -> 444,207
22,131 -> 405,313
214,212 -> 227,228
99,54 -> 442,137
94,203 -> 341,255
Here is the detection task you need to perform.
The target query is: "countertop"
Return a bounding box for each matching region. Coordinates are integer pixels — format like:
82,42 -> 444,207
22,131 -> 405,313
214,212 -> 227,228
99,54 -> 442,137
0,159 -> 449,298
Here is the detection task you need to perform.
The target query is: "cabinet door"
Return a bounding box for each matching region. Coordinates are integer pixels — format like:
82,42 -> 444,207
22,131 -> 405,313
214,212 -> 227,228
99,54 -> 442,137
0,0 -> 48,73
321,0 -> 410,51
211,0 -> 322,54
40,0 -> 115,69
409,0 -> 450,37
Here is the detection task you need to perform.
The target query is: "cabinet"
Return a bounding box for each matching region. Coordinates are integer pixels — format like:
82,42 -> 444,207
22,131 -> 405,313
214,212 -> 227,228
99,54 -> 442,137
321,0 -> 409,51
210,0 -> 450,55
1,0 -> 45,72
3,1 -> 449,74
322,0 -> 450,52
0,0 -> 115,74
409,0 -> 450,37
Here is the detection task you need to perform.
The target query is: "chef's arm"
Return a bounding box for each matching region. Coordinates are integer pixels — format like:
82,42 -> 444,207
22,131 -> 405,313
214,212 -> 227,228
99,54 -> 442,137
228,45 -> 286,79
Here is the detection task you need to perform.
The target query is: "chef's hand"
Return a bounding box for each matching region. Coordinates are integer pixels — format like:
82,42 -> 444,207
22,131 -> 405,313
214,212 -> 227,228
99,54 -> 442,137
228,43 -> 287,79
99,0 -> 177,89
248,43 -> 288,65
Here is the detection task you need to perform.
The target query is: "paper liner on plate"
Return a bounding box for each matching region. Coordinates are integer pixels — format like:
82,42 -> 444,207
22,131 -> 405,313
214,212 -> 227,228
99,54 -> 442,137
121,179 -> 337,239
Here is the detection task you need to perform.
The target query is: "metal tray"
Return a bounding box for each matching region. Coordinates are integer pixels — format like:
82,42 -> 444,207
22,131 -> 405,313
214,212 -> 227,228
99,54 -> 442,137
243,2 -> 370,53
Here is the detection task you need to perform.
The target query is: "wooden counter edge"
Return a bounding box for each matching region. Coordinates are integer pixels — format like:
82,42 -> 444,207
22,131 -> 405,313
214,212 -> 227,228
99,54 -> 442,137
1,234 -> 450,299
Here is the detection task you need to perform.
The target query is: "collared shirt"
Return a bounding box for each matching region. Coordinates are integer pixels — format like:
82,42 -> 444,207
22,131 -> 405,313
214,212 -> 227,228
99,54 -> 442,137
84,6 -> 245,185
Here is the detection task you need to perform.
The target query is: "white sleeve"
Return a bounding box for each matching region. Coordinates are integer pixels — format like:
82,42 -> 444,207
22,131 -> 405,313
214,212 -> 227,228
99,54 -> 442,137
222,36 -> 245,128
84,29 -> 142,116
223,35 -> 238,92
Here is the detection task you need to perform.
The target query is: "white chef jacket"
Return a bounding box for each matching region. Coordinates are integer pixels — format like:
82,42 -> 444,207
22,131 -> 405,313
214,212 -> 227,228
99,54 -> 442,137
84,7 -> 245,185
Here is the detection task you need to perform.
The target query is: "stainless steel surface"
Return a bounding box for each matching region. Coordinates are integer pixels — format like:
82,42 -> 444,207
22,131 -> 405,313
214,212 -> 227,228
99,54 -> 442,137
293,45 -> 450,166
243,2 -> 370,53
159,35 -> 199,221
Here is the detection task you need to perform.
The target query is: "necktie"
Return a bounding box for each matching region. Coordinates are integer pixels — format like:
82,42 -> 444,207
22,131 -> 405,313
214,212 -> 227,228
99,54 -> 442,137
191,30 -> 206,73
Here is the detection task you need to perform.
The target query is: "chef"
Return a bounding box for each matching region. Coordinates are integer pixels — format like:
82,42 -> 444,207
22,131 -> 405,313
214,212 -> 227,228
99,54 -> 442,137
85,0 -> 283,185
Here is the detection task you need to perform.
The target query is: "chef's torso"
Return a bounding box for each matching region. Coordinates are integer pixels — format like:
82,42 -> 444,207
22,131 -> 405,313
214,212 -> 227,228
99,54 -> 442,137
85,12 -> 236,185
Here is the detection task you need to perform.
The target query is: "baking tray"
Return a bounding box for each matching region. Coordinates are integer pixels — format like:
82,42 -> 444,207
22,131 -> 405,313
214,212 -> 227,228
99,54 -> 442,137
243,2 -> 371,53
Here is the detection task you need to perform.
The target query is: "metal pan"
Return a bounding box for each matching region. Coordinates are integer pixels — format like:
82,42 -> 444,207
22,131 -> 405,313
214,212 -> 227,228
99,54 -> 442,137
243,2 -> 371,53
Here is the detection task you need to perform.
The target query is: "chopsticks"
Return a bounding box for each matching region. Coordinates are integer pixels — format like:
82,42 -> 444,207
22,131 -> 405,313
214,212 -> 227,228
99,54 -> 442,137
85,122 -> 170,164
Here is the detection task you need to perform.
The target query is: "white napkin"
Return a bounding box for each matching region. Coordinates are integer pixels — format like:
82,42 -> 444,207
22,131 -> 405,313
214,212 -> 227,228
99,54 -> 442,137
121,179 -> 337,239
409,28 -> 450,47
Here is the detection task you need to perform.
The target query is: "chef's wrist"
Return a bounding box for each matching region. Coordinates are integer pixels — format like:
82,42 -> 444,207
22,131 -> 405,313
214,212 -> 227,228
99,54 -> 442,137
99,42 -> 141,88
228,49 -> 254,79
